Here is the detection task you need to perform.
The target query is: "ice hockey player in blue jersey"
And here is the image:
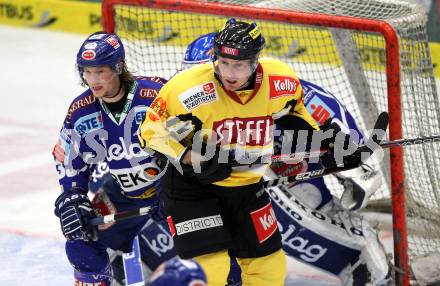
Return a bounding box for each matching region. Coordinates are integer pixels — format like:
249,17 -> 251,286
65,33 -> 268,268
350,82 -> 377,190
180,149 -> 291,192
52,31 -> 176,285
182,32 -> 390,285
148,257 -> 207,286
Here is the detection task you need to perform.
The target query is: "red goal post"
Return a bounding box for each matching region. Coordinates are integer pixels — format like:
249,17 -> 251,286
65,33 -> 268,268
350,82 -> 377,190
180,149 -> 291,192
101,0 -> 440,285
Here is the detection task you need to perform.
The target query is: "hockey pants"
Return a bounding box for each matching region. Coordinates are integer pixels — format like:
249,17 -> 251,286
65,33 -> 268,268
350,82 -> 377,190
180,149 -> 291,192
194,249 -> 286,286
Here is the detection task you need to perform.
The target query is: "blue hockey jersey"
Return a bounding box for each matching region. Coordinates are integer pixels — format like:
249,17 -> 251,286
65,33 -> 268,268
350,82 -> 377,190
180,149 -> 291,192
53,76 -> 165,199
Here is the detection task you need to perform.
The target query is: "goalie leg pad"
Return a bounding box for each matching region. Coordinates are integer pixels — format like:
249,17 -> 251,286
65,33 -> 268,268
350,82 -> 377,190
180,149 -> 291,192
268,186 -> 390,283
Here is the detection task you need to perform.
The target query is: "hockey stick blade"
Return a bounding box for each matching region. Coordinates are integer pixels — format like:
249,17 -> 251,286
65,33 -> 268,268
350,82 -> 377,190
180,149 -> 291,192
356,111 -> 389,154
262,111 -> 389,188
89,206 -> 151,226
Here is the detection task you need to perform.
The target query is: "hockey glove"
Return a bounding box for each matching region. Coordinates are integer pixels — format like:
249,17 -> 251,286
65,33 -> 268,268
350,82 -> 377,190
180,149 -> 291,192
54,187 -> 97,241
319,120 -> 362,169
182,147 -> 232,185
149,198 -> 167,222
336,163 -> 382,211
197,156 -> 232,185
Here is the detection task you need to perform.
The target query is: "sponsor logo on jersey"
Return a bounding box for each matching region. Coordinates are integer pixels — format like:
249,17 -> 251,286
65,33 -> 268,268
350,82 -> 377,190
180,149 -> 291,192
105,35 -> 120,49
53,127 -> 72,163
173,215 -> 223,236
213,116 -> 273,146
66,94 -> 96,123
280,223 -> 328,263
178,82 -> 218,111
148,76 -> 167,84
134,106 -> 147,124
220,46 -> 238,56
139,223 -> 174,257
110,165 -> 160,194
106,137 -> 150,162
306,96 -> 335,126
73,112 -> 103,137
269,75 -> 299,98
148,97 -> 168,121
53,142 -> 65,163
140,88 -> 159,99
250,202 -> 278,243
81,50 -> 96,60
53,139 -> 69,164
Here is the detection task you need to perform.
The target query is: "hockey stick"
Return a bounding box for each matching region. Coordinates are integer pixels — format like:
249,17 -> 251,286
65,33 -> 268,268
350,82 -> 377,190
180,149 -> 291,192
232,118 -> 440,167
89,206 -> 151,226
261,111 -> 389,188
376,134 -> 440,148
267,134 -> 440,163
88,113 -> 388,226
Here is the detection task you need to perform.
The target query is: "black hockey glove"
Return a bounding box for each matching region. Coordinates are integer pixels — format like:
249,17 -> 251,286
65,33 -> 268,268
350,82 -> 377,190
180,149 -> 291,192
319,120 -> 362,169
182,147 -> 232,185
54,187 -> 97,241
196,151 -> 232,185
149,198 -> 167,222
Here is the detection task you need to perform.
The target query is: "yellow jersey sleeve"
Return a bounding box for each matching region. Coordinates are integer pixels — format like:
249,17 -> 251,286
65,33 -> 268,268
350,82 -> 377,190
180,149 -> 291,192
138,77 -> 187,161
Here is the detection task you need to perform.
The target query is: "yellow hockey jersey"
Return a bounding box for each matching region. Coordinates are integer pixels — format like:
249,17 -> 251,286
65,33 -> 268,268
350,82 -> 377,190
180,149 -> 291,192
139,58 -> 318,187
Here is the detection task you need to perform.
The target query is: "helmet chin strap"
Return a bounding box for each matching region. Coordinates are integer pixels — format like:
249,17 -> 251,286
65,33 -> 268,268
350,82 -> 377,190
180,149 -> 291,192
102,80 -> 123,100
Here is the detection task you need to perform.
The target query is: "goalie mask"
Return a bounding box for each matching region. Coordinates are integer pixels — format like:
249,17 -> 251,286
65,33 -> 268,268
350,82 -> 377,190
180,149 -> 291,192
183,32 -> 216,65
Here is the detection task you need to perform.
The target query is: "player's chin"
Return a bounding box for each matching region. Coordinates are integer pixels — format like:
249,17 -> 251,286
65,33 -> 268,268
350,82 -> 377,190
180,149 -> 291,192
224,83 -> 239,91
91,91 -> 105,98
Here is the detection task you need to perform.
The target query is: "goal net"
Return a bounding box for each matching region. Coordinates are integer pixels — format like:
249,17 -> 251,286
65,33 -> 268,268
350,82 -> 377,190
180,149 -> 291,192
102,0 -> 440,284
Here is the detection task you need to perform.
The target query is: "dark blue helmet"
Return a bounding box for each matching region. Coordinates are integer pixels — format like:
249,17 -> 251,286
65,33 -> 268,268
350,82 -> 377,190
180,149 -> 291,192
76,31 -> 125,72
149,257 -> 207,286
183,32 -> 215,64
214,18 -> 265,60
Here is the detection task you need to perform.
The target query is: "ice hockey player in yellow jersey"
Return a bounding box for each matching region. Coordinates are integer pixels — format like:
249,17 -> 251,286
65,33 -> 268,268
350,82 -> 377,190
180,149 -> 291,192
139,18 -> 319,286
